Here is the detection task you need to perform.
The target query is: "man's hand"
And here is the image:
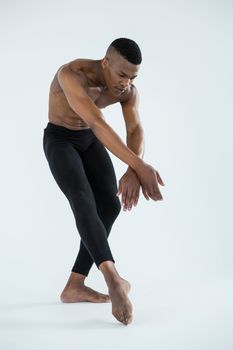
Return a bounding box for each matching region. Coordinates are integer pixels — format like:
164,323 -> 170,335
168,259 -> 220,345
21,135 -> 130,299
135,162 -> 165,201
116,168 -> 141,211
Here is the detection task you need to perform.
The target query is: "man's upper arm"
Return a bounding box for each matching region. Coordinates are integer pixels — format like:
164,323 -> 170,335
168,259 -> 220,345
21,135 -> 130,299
120,85 -> 143,134
57,65 -> 102,127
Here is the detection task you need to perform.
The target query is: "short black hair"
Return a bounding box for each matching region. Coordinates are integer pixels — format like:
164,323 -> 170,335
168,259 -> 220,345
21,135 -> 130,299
108,37 -> 142,65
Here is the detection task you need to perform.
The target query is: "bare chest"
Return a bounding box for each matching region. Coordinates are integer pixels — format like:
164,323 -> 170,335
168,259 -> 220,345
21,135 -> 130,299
86,87 -> 121,109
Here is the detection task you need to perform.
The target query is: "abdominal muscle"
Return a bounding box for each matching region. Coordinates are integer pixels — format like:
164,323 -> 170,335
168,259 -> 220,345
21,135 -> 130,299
49,113 -> 91,131
48,90 -> 92,130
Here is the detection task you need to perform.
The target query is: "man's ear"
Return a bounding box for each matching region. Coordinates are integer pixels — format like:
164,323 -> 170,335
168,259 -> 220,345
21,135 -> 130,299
101,57 -> 109,69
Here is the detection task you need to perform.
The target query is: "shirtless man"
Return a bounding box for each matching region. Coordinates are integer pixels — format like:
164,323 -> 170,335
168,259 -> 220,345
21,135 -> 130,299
43,38 -> 165,326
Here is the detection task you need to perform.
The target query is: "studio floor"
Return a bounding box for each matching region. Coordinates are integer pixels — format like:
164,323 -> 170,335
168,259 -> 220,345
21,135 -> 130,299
1,278 -> 232,350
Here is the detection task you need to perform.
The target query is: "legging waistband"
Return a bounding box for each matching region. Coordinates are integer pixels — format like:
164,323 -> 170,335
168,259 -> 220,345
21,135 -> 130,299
44,122 -> 95,137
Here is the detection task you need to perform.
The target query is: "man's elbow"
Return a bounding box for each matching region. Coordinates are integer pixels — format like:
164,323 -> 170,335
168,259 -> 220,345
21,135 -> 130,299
127,125 -> 144,136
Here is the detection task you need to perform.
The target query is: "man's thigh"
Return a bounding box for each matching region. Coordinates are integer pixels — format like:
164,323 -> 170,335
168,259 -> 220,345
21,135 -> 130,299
44,141 -> 96,204
79,138 -> 119,200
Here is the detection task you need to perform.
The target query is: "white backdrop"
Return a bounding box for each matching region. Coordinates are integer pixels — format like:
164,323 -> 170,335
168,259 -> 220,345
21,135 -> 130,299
0,0 -> 233,349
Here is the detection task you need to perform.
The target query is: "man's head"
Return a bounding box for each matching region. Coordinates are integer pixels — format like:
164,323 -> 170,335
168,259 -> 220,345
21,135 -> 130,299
101,37 -> 142,96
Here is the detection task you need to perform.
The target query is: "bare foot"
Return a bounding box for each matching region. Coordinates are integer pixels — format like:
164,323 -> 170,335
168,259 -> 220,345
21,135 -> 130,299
108,277 -> 132,325
60,285 -> 111,303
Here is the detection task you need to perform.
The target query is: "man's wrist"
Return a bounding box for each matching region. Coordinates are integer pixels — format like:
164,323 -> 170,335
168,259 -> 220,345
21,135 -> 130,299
131,157 -> 145,173
126,166 -> 135,173
127,158 -> 145,174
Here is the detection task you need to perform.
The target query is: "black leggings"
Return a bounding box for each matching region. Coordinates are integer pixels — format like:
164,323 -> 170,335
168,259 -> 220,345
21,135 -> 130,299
43,122 -> 121,276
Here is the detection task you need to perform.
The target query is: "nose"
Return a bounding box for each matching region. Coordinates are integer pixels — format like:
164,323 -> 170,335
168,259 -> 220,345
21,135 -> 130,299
120,78 -> 131,90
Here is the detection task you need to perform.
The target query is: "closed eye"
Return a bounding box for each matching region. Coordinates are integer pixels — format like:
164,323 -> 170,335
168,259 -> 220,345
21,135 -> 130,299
119,73 -> 136,80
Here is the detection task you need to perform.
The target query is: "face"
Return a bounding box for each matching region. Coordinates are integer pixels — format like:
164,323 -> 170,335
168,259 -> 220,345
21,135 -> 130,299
101,51 -> 140,96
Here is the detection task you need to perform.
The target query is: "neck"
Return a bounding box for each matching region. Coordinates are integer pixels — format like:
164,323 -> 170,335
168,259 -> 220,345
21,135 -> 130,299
93,60 -> 107,88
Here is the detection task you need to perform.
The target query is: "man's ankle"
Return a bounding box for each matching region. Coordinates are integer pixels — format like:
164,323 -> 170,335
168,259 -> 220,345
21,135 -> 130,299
99,260 -> 121,285
69,272 -> 86,284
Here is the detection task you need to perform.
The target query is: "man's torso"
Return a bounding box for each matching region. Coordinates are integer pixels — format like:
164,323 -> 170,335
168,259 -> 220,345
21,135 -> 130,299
48,58 -> 133,130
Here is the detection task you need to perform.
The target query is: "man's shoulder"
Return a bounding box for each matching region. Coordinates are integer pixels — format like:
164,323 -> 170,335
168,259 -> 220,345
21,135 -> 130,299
56,58 -> 95,77
61,58 -> 93,69
55,59 -> 92,89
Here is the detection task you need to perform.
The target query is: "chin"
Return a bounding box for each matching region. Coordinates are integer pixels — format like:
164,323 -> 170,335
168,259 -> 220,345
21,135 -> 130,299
113,87 -> 122,95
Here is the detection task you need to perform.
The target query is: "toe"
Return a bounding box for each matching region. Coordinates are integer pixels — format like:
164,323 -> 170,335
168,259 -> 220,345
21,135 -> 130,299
125,313 -> 132,325
101,296 -> 111,303
113,310 -> 123,323
119,316 -> 124,324
123,312 -> 129,325
100,293 -> 111,300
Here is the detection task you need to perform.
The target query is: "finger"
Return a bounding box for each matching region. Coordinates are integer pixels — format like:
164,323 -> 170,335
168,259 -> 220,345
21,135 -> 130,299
125,190 -> 133,211
127,191 -> 135,210
146,184 -> 157,201
152,185 -> 163,201
148,180 -> 162,201
116,181 -> 122,196
156,171 -> 165,186
154,182 -> 163,200
145,186 -> 158,201
124,189 -> 131,208
129,192 -> 136,209
148,191 -> 158,201
142,188 -> 150,200
148,189 -> 160,201
133,191 -> 140,206
121,189 -> 128,209
130,190 -> 139,208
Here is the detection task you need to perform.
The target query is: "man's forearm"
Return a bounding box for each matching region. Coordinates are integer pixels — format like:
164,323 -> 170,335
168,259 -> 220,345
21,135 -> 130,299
91,117 -> 144,172
126,127 -> 145,158
126,128 -> 145,172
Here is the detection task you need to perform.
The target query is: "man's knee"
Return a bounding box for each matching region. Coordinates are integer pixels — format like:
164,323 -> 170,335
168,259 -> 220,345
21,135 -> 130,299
98,194 -> 121,219
114,195 -> 122,214
109,195 -> 122,219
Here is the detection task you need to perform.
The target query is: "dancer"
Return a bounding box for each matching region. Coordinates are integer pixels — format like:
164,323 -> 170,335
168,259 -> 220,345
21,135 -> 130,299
43,37 -> 165,325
